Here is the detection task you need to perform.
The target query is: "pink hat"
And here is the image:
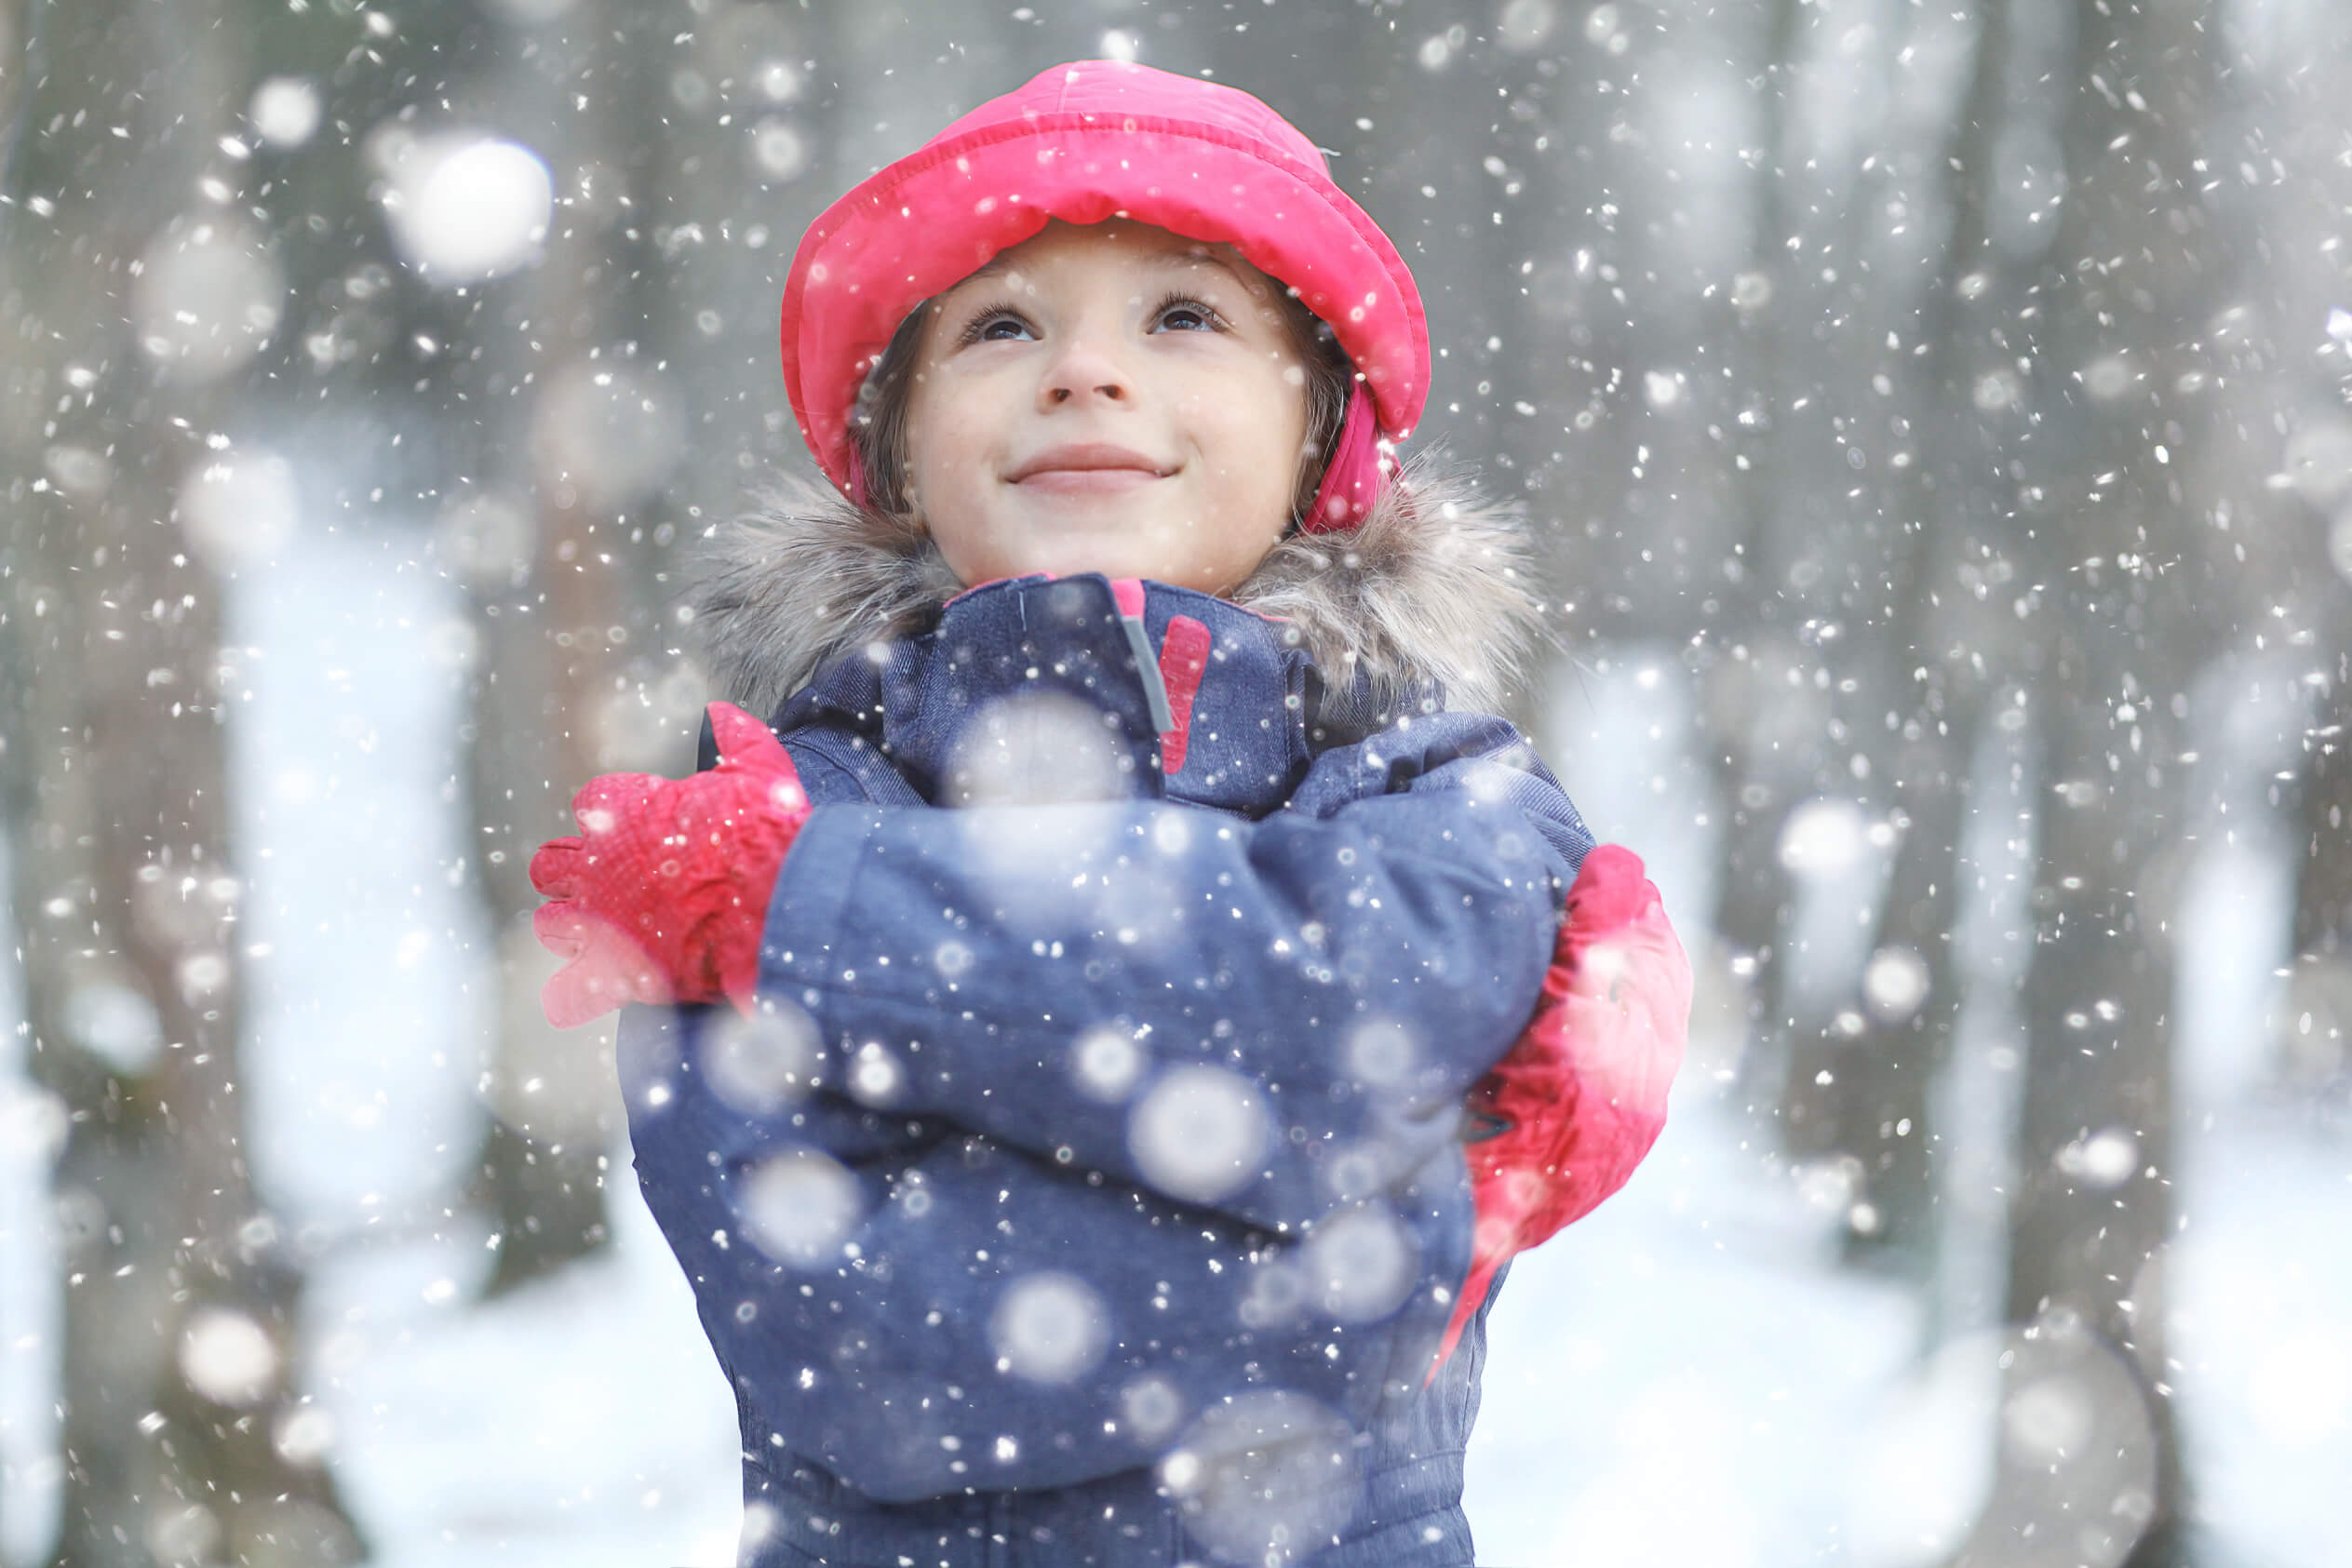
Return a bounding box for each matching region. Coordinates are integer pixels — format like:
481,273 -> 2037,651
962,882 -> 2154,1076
779,60 -> 1429,531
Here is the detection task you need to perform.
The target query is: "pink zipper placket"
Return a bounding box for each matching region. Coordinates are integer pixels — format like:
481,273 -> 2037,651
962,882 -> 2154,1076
1109,579 -> 1211,778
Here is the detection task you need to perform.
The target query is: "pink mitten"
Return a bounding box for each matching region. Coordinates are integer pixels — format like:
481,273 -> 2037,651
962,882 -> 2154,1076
1427,845 -> 1692,1380
528,703 -> 810,1027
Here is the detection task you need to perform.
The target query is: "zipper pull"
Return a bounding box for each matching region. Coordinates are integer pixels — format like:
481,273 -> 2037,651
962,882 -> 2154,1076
1109,578 -> 1175,733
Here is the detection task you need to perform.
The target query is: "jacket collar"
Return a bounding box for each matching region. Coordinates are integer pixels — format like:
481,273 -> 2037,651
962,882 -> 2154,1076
689,449 -> 1554,731
773,572 -> 1359,817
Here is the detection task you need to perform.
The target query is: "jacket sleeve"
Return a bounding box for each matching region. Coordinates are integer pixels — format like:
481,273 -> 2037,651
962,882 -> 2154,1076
617,997 -> 1484,1503
754,710 -> 1593,1235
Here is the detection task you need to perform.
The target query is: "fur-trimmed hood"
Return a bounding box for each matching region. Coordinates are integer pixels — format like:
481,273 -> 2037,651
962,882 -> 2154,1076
688,452 -> 1553,723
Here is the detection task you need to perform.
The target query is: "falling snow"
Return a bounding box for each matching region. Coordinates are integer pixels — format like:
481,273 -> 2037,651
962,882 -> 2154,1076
6,6 -> 2351,1566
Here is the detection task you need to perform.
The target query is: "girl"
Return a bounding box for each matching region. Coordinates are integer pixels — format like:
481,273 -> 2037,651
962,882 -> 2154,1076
531,60 -> 1690,1568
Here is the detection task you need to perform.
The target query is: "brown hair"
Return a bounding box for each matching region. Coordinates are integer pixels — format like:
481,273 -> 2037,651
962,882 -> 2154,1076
847,285 -> 1356,530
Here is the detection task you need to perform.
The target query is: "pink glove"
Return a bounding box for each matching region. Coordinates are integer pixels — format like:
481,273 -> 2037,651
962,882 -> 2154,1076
1427,844 -> 1692,1381
529,703 -> 810,1028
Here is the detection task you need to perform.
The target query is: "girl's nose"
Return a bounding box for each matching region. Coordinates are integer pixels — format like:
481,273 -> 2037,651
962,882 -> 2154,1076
1038,335 -> 1132,409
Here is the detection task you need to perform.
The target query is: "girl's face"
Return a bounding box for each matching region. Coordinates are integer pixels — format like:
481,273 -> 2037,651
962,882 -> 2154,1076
902,221 -> 1310,596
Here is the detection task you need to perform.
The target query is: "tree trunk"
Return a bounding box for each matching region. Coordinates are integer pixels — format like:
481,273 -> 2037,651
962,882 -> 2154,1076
2286,641 -> 2352,1100
1951,0 -> 2236,1557
0,2 -> 366,1556
1713,0 -> 1854,1126
449,0 -> 652,1296
1796,0 -> 2010,1266
1825,683 -> 1984,1265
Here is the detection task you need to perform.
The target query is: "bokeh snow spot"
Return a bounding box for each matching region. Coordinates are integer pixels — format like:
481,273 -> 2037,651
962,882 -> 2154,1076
1777,797 -> 1871,878
132,217 -> 284,382
273,1402 -> 337,1467
1128,1065 -> 1268,1204
1071,1025 -> 1149,1103
738,1501 -> 781,1558
42,443 -> 110,499
381,134 -> 553,285
2055,1127 -> 2139,1189
1237,1253 -> 1307,1331
748,118 -> 808,181
1496,0 -> 1559,52
180,1307 -> 279,1407
1161,1390 -> 1363,1565
945,690 -> 1128,809
846,1040 -> 904,1106
61,979 -> 164,1075
1301,1204 -> 1418,1323
1150,808 -> 1192,856
181,449 -> 299,571
1344,1019 -> 1418,1089
700,1001 -> 820,1117
1861,945 -> 1932,1024
1120,1374 -> 1185,1443
737,1148 -> 862,1268
988,1272 -> 1109,1385
2003,1371 -> 2095,1461
249,76 -> 321,149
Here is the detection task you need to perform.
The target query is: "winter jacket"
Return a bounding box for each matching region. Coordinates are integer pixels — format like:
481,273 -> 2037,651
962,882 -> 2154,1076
616,460 -> 1595,1566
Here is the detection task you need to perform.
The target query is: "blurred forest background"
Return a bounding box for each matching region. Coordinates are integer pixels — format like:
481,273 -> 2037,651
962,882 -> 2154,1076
3,0 -> 2350,1564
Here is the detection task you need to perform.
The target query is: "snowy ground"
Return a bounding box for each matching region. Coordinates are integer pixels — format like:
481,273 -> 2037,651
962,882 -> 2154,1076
3,532 -> 2348,1566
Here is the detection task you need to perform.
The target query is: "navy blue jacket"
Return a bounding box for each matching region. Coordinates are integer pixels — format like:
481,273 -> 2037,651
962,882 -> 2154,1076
618,572 -> 1593,1565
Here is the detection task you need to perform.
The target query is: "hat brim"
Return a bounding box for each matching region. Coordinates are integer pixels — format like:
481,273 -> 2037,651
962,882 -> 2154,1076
780,113 -> 1428,497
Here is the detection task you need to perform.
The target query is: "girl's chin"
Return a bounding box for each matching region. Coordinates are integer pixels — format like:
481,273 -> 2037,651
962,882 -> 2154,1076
940,503 -> 1276,592
1028,549 -> 1204,587
1003,515 -> 1190,570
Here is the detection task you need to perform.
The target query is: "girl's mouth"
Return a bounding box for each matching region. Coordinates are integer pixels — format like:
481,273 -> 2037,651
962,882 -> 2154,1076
1015,468 -> 1165,496
1006,442 -> 1176,492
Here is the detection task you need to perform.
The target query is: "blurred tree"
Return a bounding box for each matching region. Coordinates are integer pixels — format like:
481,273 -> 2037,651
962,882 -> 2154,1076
1784,0 -> 2009,1270
1702,0 -> 1811,1132
2244,2 -> 2352,1117
1947,0 -> 2237,1558
0,0 -> 364,1561
445,0 -> 651,1299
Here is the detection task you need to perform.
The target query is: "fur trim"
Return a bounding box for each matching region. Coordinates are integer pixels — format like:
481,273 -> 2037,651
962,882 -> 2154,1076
688,486 -> 965,722
689,449 -> 1552,722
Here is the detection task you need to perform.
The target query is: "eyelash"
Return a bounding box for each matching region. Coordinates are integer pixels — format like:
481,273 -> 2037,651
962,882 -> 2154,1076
1149,290 -> 1228,333
954,303 -> 1029,347
950,290 -> 1230,346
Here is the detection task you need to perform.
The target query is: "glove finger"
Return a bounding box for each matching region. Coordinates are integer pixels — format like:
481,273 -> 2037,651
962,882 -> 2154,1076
570,771 -> 659,836
543,958 -> 616,1029
532,899 -> 593,961
529,837 -> 585,899
541,916 -> 675,1028
708,703 -> 806,808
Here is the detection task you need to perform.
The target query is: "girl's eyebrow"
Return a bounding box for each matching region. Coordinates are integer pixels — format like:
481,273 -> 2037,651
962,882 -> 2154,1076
1157,248 -> 1266,294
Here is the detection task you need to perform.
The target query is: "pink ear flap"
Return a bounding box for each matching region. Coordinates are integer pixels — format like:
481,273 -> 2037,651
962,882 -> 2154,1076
1299,384 -> 1386,533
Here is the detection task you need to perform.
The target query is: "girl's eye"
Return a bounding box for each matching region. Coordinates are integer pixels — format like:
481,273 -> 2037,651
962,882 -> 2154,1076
1152,295 -> 1224,333
958,309 -> 1034,345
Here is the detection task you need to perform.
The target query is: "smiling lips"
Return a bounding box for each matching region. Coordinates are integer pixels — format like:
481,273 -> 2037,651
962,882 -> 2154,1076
1006,442 -> 1175,494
